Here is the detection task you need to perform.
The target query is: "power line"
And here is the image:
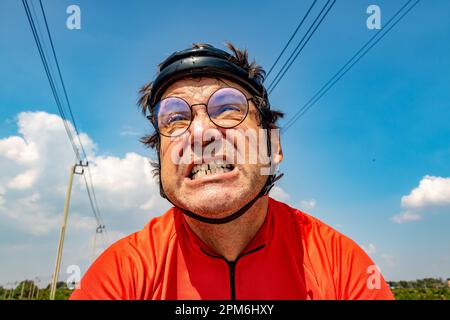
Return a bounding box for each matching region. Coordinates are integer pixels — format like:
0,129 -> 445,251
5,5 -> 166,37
29,0 -> 56,84
282,0 -> 421,133
37,1 -> 109,241
265,0 -> 318,79
82,172 -> 110,245
22,0 -> 109,245
267,0 -> 337,95
82,172 -> 102,227
85,166 -> 110,243
268,0 -> 336,94
22,0 -> 81,160
283,0 -> 419,131
37,0 -> 105,230
38,0 -> 89,161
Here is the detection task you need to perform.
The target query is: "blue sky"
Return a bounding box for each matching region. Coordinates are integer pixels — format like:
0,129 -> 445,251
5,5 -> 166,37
1,0 -> 449,286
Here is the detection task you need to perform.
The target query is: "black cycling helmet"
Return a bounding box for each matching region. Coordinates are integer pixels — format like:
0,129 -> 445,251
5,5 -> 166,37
147,44 -> 280,224
147,45 -> 268,110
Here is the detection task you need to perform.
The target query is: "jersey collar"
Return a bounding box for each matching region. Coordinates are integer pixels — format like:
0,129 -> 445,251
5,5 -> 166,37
176,198 -> 274,260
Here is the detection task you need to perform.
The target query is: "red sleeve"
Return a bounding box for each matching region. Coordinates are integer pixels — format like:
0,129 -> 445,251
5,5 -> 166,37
69,236 -> 150,300
333,234 -> 394,300
301,211 -> 394,300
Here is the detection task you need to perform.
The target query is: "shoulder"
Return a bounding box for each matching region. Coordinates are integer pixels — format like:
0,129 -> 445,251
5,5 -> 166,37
98,207 -> 178,258
101,207 -> 179,278
269,197 -> 361,255
70,207 -> 178,300
126,207 -> 178,255
268,197 -> 393,299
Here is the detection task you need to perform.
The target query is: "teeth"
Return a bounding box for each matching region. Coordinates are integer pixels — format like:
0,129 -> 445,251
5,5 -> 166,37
190,162 -> 233,179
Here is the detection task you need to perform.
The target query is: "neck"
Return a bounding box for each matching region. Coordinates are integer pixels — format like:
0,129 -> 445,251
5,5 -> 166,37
184,195 -> 269,262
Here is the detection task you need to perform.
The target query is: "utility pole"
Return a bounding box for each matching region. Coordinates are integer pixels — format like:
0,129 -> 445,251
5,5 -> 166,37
50,162 -> 86,300
35,278 -> 40,299
90,225 -> 104,262
90,228 -> 97,263
20,281 -> 25,299
3,283 -> 9,300
9,282 -> 17,300
29,280 -> 35,299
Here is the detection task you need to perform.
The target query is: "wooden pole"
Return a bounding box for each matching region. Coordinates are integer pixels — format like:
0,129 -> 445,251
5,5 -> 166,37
49,165 -> 76,300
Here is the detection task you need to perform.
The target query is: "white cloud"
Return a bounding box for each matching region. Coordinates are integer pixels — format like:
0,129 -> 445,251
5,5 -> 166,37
380,253 -> 395,267
269,187 -> 317,212
0,136 -> 39,164
0,184 -> 5,208
0,111 -> 174,284
0,111 -> 169,236
391,211 -> 422,224
120,125 -> 140,137
70,214 -> 97,231
401,176 -> 450,209
300,199 -> 316,211
362,243 -> 377,255
269,186 -> 290,202
83,152 -> 169,217
8,169 -> 38,189
391,175 -> 450,223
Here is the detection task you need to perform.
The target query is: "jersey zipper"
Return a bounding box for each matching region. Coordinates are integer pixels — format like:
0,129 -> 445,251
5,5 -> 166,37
200,245 -> 266,300
227,261 -> 237,300
201,245 -> 266,300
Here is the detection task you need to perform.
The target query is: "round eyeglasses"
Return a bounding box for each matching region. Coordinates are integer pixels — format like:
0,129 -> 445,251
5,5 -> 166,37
148,87 -> 253,137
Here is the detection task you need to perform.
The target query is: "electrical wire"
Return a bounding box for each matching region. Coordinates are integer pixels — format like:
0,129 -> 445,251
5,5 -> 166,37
22,0 -> 81,160
267,0 -> 337,94
282,0 -> 420,133
22,0 -> 110,245
265,0 -> 318,79
38,0 -> 89,161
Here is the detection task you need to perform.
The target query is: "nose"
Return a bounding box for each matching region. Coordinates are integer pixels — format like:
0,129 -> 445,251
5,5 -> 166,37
188,105 -> 220,150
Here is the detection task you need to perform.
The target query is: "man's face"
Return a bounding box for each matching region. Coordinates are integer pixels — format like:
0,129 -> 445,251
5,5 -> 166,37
158,77 -> 282,218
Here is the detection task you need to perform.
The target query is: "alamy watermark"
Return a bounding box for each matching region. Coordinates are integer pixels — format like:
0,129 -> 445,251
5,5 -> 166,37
170,128 -> 280,176
366,264 -> 382,290
66,5 -> 81,30
66,265 -> 81,290
367,5 -> 382,30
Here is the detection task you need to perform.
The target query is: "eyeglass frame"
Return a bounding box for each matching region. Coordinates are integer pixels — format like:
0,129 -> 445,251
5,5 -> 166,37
147,86 -> 265,138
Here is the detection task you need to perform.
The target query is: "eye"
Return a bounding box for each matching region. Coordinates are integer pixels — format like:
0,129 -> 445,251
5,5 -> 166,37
163,112 -> 189,125
215,104 -> 241,115
222,105 -> 240,111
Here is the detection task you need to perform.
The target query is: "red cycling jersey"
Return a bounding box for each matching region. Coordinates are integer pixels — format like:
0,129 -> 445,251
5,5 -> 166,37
70,197 -> 394,300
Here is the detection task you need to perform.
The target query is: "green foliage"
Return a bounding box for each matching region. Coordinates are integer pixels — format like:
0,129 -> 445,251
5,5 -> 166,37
393,288 -> 450,300
386,278 -> 450,300
0,281 -> 73,300
1,277 -> 449,300
388,277 -> 448,289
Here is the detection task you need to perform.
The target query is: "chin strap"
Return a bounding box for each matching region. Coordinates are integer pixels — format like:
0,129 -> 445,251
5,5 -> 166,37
156,108 -> 276,225
171,179 -> 268,224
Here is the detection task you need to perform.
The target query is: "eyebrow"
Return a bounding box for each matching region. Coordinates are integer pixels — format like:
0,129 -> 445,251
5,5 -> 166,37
163,85 -> 224,103
162,77 -> 250,100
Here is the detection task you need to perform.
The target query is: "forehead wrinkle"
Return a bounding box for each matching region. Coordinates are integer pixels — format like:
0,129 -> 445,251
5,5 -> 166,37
162,78 -> 223,104
161,77 -> 253,105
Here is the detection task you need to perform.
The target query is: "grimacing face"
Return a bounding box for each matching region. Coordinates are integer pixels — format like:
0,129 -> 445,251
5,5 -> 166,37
158,77 -> 283,218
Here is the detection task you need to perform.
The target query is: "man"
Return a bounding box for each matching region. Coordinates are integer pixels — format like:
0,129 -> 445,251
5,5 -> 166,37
70,43 -> 394,300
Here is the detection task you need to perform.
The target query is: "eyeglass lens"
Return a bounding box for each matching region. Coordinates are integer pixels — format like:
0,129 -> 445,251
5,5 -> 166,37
154,87 -> 249,137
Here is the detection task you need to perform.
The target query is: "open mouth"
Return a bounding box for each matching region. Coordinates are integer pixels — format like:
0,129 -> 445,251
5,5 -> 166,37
189,161 -> 235,180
